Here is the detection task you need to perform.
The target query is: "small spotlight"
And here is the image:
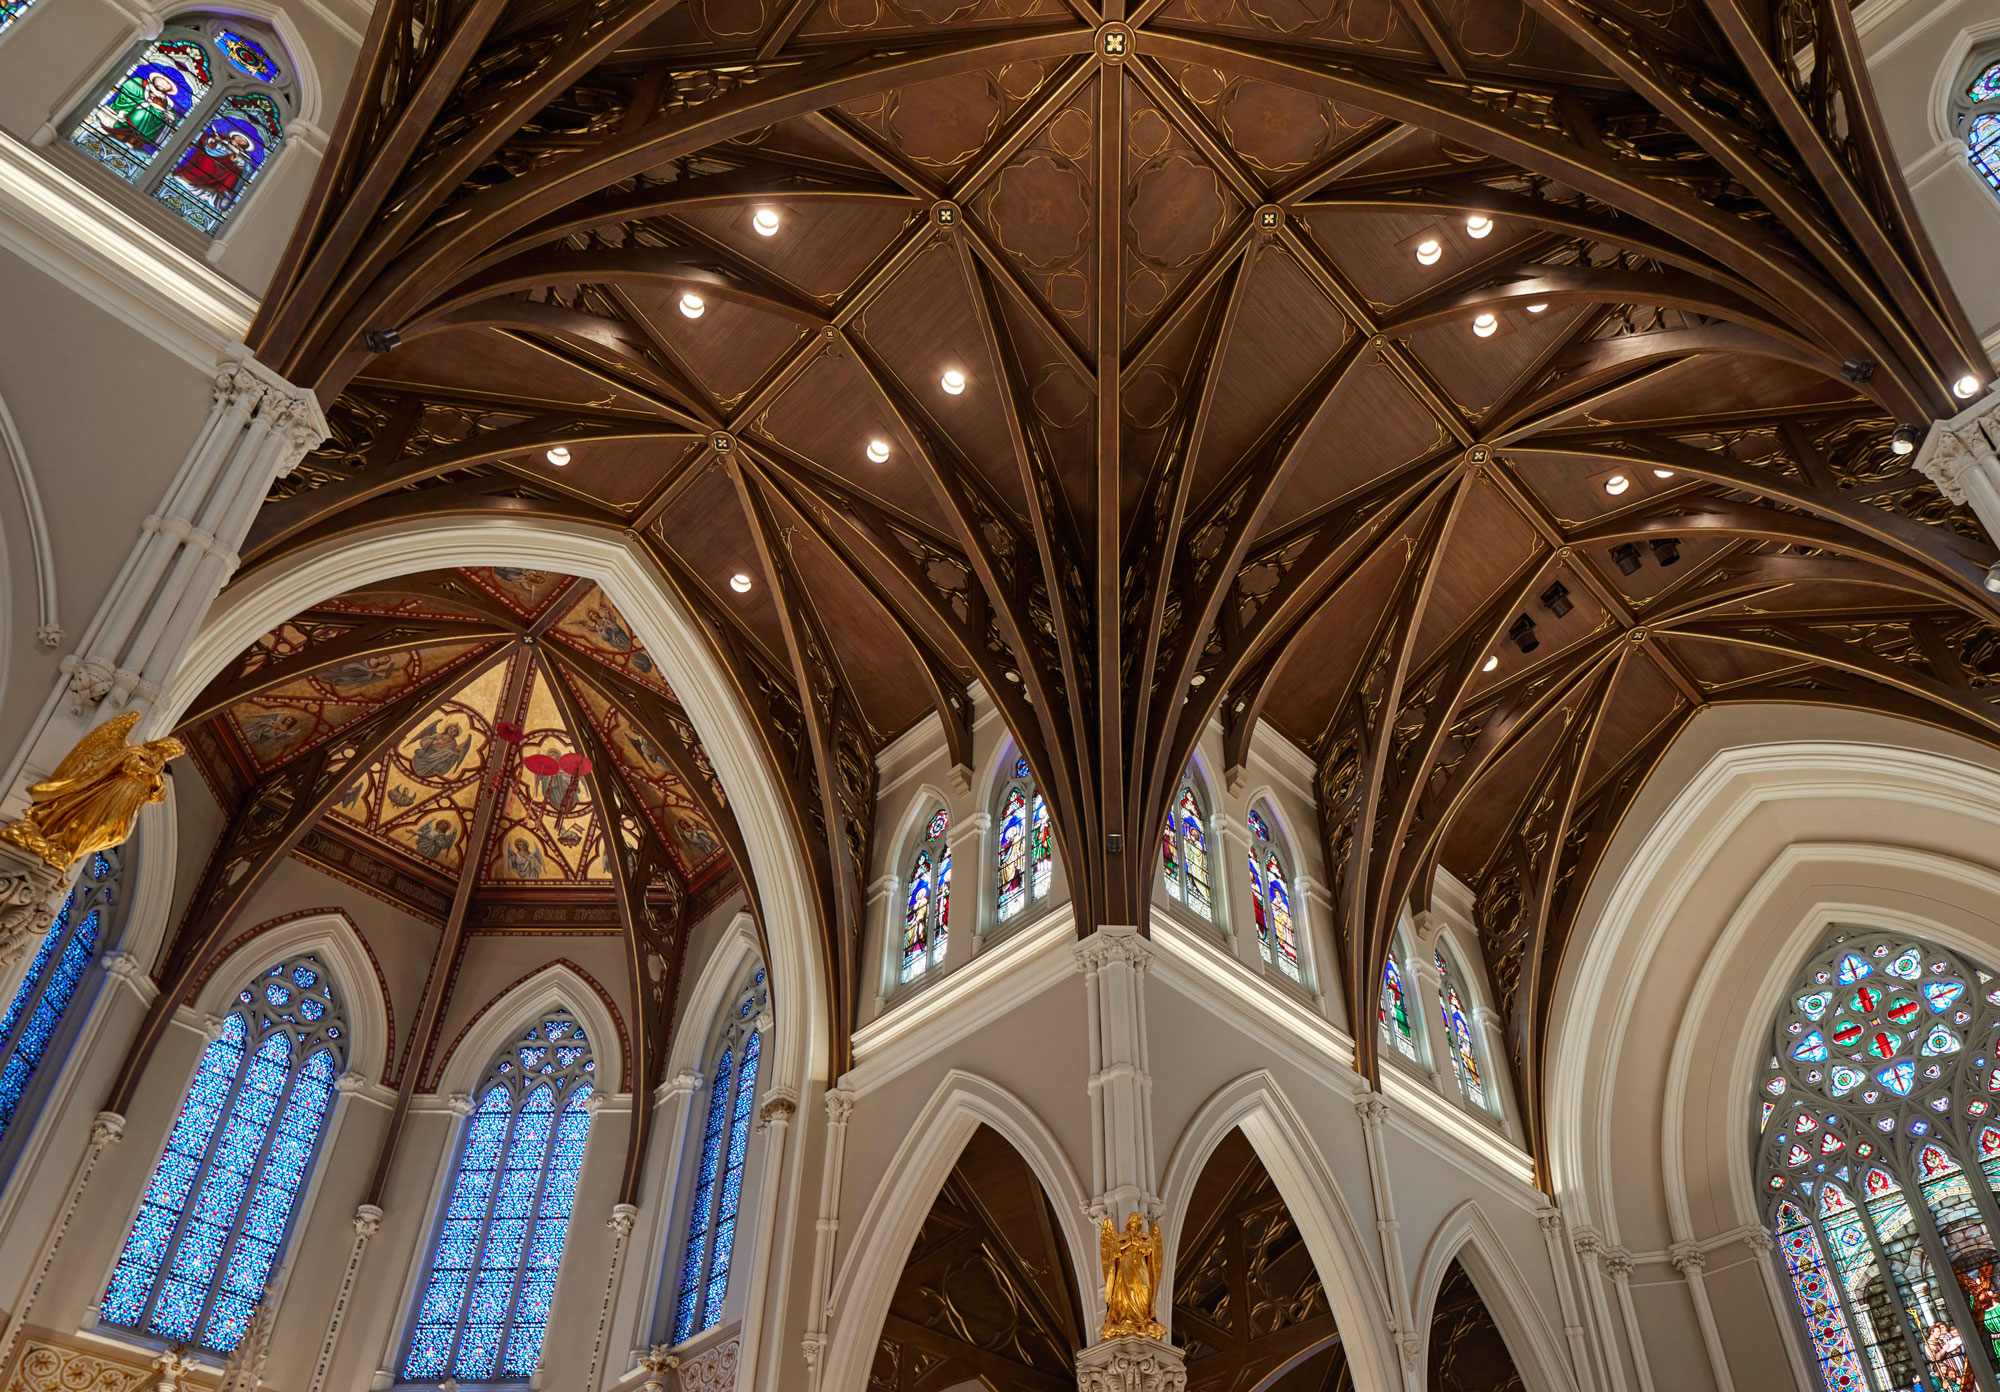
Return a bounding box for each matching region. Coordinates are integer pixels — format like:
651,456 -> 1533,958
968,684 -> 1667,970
941,369 -> 966,395
1472,312 -> 1498,338
1481,655 -> 1499,673
1540,581 -> 1572,618
1650,537 -> 1681,566
546,446 -> 572,467
1611,543 -> 1642,576
1891,424 -> 1921,455
1603,473 -> 1630,496
1839,358 -> 1876,384
867,439 -> 891,463
1509,614 -> 1539,654
753,208 -> 781,236
1525,302 -> 1547,314
1653,468 -> 1675,479
1986,562 -> 2000,594
1415,238 -> 1442,266
729,573 -> 754,593
1466,214 -> 1493,239
1956,375 -> 1982,400
679,292 -> 705,319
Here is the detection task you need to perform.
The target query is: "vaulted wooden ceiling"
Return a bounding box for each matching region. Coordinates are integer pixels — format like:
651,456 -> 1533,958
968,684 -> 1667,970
237,0 -> 2000,1174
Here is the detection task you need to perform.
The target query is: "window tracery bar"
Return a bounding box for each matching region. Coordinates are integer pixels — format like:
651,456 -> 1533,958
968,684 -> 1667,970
404,1012 -> 594,1381
101,955 -> 344,1354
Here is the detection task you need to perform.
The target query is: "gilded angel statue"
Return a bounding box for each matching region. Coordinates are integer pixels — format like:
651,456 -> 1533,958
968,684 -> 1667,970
0,712 -> 183,870
1099,1211 -> 1165,1340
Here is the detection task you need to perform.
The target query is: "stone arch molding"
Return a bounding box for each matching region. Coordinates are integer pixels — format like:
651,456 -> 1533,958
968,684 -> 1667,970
159,514 -> 829,1100
818,1070 -> 1096,1392
1155,1070 -> 1401,1392
0,385 -> 58,656
665,912 -> 762,1081
433,958 -> 628,1100
1410,1201 -> 1579,1392
187,906 -> 389,1084
1546,713 -> 2000,1245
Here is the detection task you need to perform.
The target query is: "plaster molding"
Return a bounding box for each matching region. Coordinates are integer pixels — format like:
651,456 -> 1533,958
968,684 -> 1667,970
1409,1200 -> 1583,1392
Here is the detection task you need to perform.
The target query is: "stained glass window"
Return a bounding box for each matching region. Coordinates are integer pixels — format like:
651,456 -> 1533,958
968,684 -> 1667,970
63,17 -> 293,235
102,954 -> 344,1354
0,849 -> 120,1154
670,962 -> 768,1344
1973,62 -> 2000,103
1758,928 -> 2000,1392
0,0 -> 44,38
1161,783 -> 1212,920
404,1012 -> 595,1381
996,758 -> 1055,925
900,808 -> 951,983
1435,951 -> 1485,1108
1242,809 -> 1300,981
1380,952 -> 1417,1060
1956,58 -> 2000,194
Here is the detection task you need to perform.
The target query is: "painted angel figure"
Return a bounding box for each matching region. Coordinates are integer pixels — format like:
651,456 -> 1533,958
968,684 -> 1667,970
408,720 -> 472,777
0,712 -> 182,869
1099,1212 -> 1165,1340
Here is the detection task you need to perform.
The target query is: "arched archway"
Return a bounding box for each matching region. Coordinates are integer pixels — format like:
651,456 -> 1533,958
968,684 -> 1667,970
1424,1260 -> 1527,1392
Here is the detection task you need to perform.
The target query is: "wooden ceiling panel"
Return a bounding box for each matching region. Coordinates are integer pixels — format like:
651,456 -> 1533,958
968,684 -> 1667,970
1577,652 -> 1684,789
755,352 -> 947,523
659,464 -> 794,662
620,285 -> 813,409
1295,206 -> 1540,314
1409,475 -> 1541,664
669,197 -> 915,302
1123,86 -> 1248,344
359,328 -> 663,415
1262,357 -> 1447,533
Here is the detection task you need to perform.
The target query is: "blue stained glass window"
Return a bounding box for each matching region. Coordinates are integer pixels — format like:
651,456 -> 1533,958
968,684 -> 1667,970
0,848 -> 120,1153
102,952 -> 343,1353
405,1013 -> 594,1382
668,961 -> 768,1345
901,808 -> 952,984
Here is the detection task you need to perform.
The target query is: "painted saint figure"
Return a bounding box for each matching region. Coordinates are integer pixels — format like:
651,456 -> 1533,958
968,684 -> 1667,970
319,653 -> 397,691
505,837 -> 545,879
407,721 -> 472,778
238,711 -> 302,752
171,125 -> 256,209
413,819 -> 457,862
93,68 -> 185,154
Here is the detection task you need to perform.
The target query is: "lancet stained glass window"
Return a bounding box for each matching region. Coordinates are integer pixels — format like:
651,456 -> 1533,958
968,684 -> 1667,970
101,954 -> 344,1354
404,1012 -> 595,1381
1954,59 -> 2000,194
0,848 -> 120,1152
671,962 -> 768,1344
1435,951 -> 1485,1108
1161,783 -> 1212,920
1380,950 -> 1417,1060
1244,811 -> 1300,980
1757,928 -> 2000,1392
64,17 -> 293,235
901,808 -> 951,982
0,0 -> 43,38
996,757 -> 1054,924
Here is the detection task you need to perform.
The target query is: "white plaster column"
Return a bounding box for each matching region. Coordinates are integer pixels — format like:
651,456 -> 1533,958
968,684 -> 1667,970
1600,1248 -> 1655,1392
1914,388 -> 2000,589
0,1110 -> 124,1369
802,1085 -> 855,1392
1537,1205 -> 1598,1392
583,1203 -> 641,1392
1570,1228 -> 1631,1392
307,1204 -> 383,1392
1076,925 -> 1158,1220
1670,1241 -> 1738,1392
8,356 -> 326,805
1354,1093 -> 1421,1389
946,810 -> 991,964
744,1081 -> 799,1392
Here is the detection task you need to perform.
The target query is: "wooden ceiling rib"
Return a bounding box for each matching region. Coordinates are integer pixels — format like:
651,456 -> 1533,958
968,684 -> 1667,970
229,0 -> 2000,1178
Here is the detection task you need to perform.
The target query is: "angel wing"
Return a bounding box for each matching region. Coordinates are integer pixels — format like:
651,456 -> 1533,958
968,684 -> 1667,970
44,712 -> 142,785
410,719 -> 441,744
1147,1221 -> 1163,1284
1100,1217 -> 1117,1273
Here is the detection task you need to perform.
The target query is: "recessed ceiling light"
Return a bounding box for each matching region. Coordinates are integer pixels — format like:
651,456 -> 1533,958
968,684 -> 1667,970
1604,473 -> 1630,495
1891,424 -> 1921,455
729,573 -> 753,593
679,292 -> 705,319
1955,374 -> 1982,400
1415,238 -> 1442,266
1466,214 -> 1493,238
1472,312 -> 1498,338
1481,655 -> 1499,673
1526,302 -> 1547,313
1653,468 -> 1675,479
941,369 -> 966,395
752,209 -> 780,236
546,446 -> 571,467
867,439 -> 891,463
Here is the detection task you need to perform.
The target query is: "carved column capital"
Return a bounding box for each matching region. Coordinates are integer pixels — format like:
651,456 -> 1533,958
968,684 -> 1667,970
334,1070 -> 369,1095
353,1203 -> 384,1238
446,1092 -> 475,1116
1570,1226 -> 1604,1260
89,1111 -> 126,1147
759,1086 -> 799,1133
1354,1094 -> 1390,1130
1601,1248 -> 1635,1281
1535,1204 -> 1564,1235
1076,924 -> 1150,973
1075,1336 -> 1188,1392
1669,1240 -> 1707,1275
825,1085 -> 856,1126
608,1203 -> 640,1238
0,842 -> 66,967
1740,1225 -> 1773,1255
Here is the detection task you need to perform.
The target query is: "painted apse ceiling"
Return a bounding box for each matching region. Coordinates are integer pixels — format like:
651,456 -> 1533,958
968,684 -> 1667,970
180,566 -> 735,930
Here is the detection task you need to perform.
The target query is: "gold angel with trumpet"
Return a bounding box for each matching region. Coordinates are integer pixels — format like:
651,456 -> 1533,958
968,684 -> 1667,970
1099,1211 -> 1165,1340
0,713 -> 183,871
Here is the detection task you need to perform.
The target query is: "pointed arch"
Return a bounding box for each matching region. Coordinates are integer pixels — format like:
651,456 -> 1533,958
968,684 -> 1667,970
1157,1072 -> 1400,1392
433,960 -> 628,1100
1411,1202 -> 1579,1392
820,1072 -> 1096,1392
186,907 -> 389,1084
666,913 -> 762,1079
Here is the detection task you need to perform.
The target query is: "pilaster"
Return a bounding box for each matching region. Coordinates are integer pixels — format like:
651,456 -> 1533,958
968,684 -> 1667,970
1076,926 -> 1157,1220
307,1204 -> 383,1392
1669,1241 -> 1737,1392
0,1111 -> 124,1369
1913,388 -> 2000,590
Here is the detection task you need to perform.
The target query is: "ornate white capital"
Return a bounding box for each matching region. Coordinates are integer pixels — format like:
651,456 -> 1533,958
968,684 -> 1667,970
446,1092 -> 475,1116
825,1085 -> 856,1126
353,1203 -> 384,1238
758,1086 -> 799,1132
35,625 -> 62,649
1354,1094 -> 1390,1130
334,1070 -> 369,1094
0,845 -> 65,967
582,1091 -> 606,1116
100,950 -> 147,983
1076,924 -> 1150,973
1076,1336 -> 1188,1392
1570,1227 -> 1604,1260
1601,1248 -> 1635,1281
90,1110 -> 126,1147
608,1203 -> 639,1238
1536,1206 -> 1565,1236
1669,1240 -> 1707,1275
1741,1226 -> 1773,1255
1407,909 -> 1443,952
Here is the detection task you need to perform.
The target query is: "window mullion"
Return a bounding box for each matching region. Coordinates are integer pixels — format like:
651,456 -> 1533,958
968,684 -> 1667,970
1847,1186 -> 1942,1390
190,1029 -> 302,1344
502,1082 -> 567,1362
448,1093 -> 520,1376
1904,1170 -> 2000,1392
1803,1209 -> 1893,1392
138,1017 -> 257,1333
697,1058 -> 738,1302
